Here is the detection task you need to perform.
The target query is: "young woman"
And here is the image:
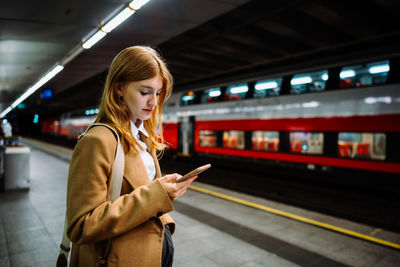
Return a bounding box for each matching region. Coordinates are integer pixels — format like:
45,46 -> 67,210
66,46 -> 196,266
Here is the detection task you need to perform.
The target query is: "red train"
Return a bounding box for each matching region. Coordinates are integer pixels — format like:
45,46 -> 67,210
42,58 -> 400,177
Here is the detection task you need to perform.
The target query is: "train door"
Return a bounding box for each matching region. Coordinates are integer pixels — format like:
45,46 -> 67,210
178,116 -> 195,156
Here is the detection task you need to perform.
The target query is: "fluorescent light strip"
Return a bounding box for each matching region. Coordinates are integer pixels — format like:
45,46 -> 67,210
11,65 -> 64,109
129,0 -> 150,10
340,70 -> 356,79
1,0 -> 152,117
369,64 -> 390,74
182,95 -> 195,101
82,31 -> 107,49
255,81 -> 278,90
83,0 -> 151,49
230,85 -> 248,94
209,90 -> 221,97
102,7 -> 135,33
291,76 -> 312,85
0,107 -> 12,118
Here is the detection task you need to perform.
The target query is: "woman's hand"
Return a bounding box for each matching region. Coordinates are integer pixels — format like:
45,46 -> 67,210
159,173 -> 198,201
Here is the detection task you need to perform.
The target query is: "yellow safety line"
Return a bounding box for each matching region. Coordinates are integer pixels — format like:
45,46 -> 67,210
189,185 -> 400,250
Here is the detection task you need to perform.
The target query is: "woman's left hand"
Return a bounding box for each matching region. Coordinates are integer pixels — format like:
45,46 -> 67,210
159,173 -> 198,201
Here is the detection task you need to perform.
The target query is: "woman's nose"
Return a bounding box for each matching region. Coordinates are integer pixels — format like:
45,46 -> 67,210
148,93 -> 157,106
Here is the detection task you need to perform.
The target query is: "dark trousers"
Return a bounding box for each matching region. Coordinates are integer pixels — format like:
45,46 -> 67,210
161,226 -> 174,267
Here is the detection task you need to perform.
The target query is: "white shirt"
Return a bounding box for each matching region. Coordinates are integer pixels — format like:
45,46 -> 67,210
2,122 -> 12,137
130,121 -> 156,181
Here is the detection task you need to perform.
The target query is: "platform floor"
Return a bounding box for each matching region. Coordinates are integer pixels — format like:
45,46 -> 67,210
0,139 -> 399,266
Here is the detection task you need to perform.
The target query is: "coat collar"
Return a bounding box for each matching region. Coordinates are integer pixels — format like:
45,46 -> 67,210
122,124 -> 161,189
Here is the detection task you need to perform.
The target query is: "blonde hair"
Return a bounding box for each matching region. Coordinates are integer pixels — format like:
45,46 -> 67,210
95,46 -> 173,155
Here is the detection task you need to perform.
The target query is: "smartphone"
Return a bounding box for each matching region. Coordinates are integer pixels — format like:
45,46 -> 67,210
172,164 -> 211,183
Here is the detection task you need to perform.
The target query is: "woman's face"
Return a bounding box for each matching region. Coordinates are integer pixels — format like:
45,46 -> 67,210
118,74 -> 163,125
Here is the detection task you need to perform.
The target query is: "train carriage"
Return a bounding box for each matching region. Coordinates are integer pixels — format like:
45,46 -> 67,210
42,57 -> 400,187
162,58 -> 400,179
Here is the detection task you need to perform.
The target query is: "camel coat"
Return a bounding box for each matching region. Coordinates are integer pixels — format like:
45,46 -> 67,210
66,126 -> 175,267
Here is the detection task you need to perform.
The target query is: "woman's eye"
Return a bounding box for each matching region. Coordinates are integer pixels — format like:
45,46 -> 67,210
140,91 -> 149,96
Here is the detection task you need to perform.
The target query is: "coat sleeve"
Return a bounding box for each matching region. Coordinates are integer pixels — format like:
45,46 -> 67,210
66,128 -> 174,245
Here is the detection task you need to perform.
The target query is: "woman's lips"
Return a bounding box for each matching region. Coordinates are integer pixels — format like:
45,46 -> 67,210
143,109 -> 153,113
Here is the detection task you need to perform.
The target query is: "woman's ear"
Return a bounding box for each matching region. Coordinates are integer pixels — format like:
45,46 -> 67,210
115,82 -> 123,97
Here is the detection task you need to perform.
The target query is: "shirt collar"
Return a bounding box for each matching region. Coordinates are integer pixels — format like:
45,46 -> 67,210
130,120 -> 149,138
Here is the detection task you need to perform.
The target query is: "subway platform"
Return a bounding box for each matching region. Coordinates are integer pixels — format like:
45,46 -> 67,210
0,138 -> 399,267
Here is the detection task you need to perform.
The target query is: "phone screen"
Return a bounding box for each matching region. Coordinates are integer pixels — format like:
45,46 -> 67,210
173,164 -> 211,183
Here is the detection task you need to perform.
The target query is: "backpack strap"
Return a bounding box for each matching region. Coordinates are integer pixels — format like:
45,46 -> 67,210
57,123 -> 125,267
81,123 -> 125,202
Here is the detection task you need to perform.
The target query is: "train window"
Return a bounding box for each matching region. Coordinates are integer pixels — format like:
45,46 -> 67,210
252,131 -> 279,151
181,91 -> 196,106
201,88 -> 221,104
289,132 -> 324,154
339,60 -> 390,89
253,78 -> 282,98
373,133 -> 386,157
223,130 -> 245,149
338,132 -> 386,160
290,70 -> 328,94
199,130 -> 217,147
225,84 -> 248,101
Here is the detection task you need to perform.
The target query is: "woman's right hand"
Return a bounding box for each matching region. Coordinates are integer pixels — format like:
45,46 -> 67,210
159,173 -> 198,201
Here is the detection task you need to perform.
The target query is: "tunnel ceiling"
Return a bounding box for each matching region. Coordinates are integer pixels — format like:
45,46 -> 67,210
2,0 -> 400,117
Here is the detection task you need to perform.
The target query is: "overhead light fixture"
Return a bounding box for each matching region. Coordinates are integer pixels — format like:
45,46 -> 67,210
230,85 -> 248,94
340,70 -> 356,79
129,0 -> 150,10
291,76 -> 312,85
1,64 -> 63,117
0,107 -> 12,118
321,73 -> 329,81
182,95 -> 195,101
82,31 -> 107,49
255,81 -> 278,90
11,64 -> 64,109
83,0 -> 151,49
1,0 -> 152,117
369,64 -> 390,74
209,89 -> 221,97
102,7 -> 135,33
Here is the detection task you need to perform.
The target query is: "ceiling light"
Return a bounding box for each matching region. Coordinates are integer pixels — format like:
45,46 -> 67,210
129,0 -> 150,10
369,64 -> 390,74
182,95 -> 194,101
340,70 -> 356,79
102,7 -> 135,33
11,64 -> 64,109
255,81 -> 278,90
1,0 -> 152,117
82,31 -> 107,49
209,90 -> 221,97
230,85 -> 248,94
0,107 -> 12,118
291,76 -> 312,85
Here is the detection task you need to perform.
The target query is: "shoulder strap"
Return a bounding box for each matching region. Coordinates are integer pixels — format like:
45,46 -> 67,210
57,123 -> 125,267
87,123 -> 125,201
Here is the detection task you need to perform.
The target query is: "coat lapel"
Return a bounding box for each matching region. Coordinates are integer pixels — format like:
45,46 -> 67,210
123,133 -> 161,189
123,149 -> 150,189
